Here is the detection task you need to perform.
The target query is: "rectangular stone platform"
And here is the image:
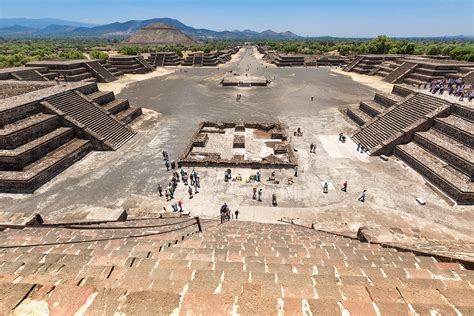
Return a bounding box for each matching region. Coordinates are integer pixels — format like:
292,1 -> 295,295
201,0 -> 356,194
179,122 -> 297,168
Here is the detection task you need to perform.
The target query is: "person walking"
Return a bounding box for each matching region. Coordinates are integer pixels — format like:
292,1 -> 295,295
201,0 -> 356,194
188,186 -> 193,199
358,190 -> 366,202
157,184 -> 163,197
310,143 -> 314,153
253,187 -> 257,200
194,182 -> 199,194
235,209 -> 240,219
165,190 -> 169,201
258,188 -> 263,201
165,159 -> 170,171
341,181 -> 347,192
272,193 -> 277,206
294,166 -> 298,177
178,200 -> 183,212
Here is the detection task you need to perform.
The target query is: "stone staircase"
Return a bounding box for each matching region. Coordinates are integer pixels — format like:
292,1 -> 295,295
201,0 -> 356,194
352,91 -> 451,155
343,56 -> 364,72
395,104 -> 473,204
0,219 -> 472,314
0,99 -> 92,193
108,56 -> 153,74
45,91 -> 135,150
193,53 -> 203,67
84,61 -> 118,83
383,62 -> 418,84
98,60 -> 123,78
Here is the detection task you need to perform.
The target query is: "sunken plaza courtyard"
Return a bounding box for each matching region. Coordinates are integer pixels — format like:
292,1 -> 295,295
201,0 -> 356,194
1,48 -> 471,240
0,46 -> 473,314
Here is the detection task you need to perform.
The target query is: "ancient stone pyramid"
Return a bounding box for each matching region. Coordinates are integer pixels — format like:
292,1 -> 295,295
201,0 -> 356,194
122,22 -> 197,45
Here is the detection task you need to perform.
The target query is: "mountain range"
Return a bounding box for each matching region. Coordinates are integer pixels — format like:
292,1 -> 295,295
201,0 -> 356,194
0,18 -> 300,40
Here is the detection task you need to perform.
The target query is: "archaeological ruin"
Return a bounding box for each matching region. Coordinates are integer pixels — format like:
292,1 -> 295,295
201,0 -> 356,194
0,42 -> 473,315
179,122 -> 297,168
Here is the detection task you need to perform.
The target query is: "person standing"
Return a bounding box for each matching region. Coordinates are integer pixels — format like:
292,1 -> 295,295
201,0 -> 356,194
165,159 -> 170,171
253,187 -> 257,200
157,184 -> 163,197
258,188 -> 263,201
178,201 -> 183,212
358,190 -> 366,202
294,166 -> 298,177
235,209 -> 240,219
323,182 -> 329,194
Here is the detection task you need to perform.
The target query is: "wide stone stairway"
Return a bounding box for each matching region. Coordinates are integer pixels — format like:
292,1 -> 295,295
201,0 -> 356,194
45,91 -> 135,150
0,219 -> 472,315
352,88 -> 451,155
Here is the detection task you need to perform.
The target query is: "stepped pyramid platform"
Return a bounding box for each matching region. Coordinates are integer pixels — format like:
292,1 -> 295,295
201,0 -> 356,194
349,84 -> 473,204
147,52 -> 182,67
182,52 -> 216,67
272,54 -> 305,67
0,81 -> 140,193
26,59 -> 122,83
344,55 -> 474,85
108,55 -> 154,74
0,218 -> 472,315
221,74 -> 270,87
122,22 -> 197,46
0,66 -> 54,82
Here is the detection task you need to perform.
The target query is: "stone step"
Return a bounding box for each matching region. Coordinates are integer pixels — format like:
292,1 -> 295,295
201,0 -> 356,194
114,106 -> 142,124
0,127 -> 75,170
86,90 -> 115,105
395,142 -> 473,204
102,99 -> 130,115
360,100 -> 386,117
414,129 -> 473,179
0,113 -> 59,149
434,115 -> 473,148
0,138 -> 92,193
347,108 -> 371,126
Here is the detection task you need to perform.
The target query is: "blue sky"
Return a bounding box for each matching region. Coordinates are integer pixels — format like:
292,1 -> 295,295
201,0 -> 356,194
0,0 -> 473,37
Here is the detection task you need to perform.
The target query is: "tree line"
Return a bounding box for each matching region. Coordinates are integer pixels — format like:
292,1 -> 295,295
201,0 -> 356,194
0,36 -> 472,68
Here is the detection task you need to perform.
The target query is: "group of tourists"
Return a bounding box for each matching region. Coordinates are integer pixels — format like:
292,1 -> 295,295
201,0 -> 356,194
220,203 -> 240,223
426,78 -> 473,102
54,74 -> 68,84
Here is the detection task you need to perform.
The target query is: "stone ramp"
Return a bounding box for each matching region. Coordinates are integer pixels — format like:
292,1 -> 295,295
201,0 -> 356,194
352,92 -> 451,155
45,91 -> 135,150
0,219 -> 472,315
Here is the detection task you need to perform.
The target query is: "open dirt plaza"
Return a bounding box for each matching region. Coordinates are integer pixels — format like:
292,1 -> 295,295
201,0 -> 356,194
2,47 -> 472,244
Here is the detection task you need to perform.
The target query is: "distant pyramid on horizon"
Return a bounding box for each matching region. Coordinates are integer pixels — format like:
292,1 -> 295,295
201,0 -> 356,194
122,22 -> 197,45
